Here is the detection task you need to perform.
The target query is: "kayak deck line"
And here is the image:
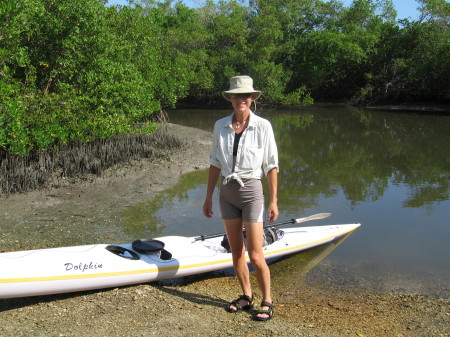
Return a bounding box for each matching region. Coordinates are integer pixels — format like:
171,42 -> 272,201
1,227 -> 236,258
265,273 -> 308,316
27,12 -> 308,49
0,258 -> 233,285
0,226 -> 358,286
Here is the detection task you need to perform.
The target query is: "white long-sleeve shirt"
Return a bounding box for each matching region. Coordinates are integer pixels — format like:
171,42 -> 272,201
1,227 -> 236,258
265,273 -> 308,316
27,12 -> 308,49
209,111 -> 279,186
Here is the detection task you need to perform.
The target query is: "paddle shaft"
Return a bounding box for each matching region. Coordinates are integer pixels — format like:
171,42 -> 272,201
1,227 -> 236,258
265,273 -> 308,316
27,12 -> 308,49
194,212 -> 331,242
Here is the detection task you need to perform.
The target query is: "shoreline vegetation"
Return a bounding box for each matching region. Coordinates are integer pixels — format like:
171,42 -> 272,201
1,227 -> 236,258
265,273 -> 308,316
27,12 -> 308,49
0,124 -> 185,196
3,102 -> 448,197
0,124 -> 448,337
2,101 -> 449,196
1,0 -> 449,160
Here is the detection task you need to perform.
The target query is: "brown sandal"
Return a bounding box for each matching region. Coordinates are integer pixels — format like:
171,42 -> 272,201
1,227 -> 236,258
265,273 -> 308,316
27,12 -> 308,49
226,294 -> 254,313
253,301 -> 274,321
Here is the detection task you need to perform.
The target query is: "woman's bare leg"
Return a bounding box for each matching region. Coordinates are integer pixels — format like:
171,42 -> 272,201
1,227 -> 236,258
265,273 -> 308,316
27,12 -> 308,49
224,218 -> 252,309
244,221 -> 272,318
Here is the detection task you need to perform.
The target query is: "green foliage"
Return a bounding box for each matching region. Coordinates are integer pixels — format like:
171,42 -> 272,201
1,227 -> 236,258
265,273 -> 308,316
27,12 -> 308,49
1,0 -> 448,158
401,19 -> 450,101
281,86 -> 314,105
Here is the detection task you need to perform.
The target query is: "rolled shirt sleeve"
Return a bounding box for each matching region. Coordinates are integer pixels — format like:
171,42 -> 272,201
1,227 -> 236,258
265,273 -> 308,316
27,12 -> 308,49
208,122 -> 223,169
262,121 -> 279,176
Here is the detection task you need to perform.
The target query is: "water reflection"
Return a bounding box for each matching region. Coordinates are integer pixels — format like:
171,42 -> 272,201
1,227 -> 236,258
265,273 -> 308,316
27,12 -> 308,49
122,169 -> 210,238
127,106 -> 450,296
169,106 -> 450,210
270,232 -> 354,288
271,107 -> 449,210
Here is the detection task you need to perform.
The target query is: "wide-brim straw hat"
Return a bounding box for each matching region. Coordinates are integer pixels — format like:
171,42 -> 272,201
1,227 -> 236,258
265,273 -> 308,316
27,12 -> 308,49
222,75 -> 262,101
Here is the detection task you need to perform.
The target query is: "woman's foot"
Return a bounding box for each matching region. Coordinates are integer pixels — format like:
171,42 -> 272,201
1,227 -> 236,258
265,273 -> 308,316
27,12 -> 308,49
226,294 -> 254,313
253,301 -> 274,321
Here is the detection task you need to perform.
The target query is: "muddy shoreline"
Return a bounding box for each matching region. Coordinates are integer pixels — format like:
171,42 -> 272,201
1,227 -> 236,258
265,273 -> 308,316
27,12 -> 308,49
1,124 -> 448,337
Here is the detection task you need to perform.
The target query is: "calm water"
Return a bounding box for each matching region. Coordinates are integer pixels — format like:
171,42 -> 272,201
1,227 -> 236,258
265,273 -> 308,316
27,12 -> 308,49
124,105 -> 450,297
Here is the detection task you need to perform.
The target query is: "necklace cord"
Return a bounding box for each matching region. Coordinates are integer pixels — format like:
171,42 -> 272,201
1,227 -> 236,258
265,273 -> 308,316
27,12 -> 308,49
233,115 -> 248,130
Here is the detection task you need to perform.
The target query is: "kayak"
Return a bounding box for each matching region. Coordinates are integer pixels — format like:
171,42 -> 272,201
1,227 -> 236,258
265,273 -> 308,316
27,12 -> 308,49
0,223 -> 360,299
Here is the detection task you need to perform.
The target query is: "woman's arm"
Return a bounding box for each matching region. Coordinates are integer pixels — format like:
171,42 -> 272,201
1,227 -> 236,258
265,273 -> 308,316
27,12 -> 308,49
266,168 -> 279,223
203,165 -> 221,218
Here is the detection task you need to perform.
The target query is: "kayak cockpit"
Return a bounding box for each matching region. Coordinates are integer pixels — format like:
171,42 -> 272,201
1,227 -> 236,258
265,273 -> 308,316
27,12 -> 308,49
131,239 -> 173,260
105,245 -> 140,260
105,239 -> 173,261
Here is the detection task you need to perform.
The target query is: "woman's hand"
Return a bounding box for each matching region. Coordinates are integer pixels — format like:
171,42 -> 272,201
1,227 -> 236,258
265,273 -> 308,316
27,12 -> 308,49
203,198 -> 214,218
267,202 -> 279,223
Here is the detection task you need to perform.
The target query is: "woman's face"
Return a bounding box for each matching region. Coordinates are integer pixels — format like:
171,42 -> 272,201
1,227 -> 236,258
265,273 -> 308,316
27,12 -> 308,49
230,93 -> 254,114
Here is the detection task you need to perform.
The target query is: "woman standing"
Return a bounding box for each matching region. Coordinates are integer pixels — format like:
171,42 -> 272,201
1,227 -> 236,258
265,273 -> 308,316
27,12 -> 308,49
202,75 -> 279,321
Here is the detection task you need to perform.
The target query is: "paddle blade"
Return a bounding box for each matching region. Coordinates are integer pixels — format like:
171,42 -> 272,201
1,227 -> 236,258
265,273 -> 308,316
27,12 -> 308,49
294,213 -> 331,223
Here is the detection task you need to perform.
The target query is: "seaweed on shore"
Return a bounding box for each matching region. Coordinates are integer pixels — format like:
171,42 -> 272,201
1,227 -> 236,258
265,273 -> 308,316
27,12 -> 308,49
0,126 -> 184,196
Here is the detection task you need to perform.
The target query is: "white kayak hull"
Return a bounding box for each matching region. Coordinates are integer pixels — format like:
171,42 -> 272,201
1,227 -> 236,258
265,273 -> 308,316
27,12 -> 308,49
0,224 -> 360,299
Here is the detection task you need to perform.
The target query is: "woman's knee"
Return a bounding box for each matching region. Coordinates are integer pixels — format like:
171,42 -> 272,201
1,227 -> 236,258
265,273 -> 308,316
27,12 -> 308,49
248,253 -> 267,270
231,250 -> 246,264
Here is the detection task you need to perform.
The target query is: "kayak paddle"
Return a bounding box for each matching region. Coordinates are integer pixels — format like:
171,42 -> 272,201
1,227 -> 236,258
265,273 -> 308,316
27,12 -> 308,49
194,212 -> 332,241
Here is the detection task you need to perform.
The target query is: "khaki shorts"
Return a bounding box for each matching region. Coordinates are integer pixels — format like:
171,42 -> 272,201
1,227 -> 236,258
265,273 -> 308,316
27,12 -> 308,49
219,179 -> 264,223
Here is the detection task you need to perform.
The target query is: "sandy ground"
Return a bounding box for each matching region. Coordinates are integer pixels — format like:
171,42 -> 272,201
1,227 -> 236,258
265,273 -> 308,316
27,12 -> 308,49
1,124 -> 448,337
